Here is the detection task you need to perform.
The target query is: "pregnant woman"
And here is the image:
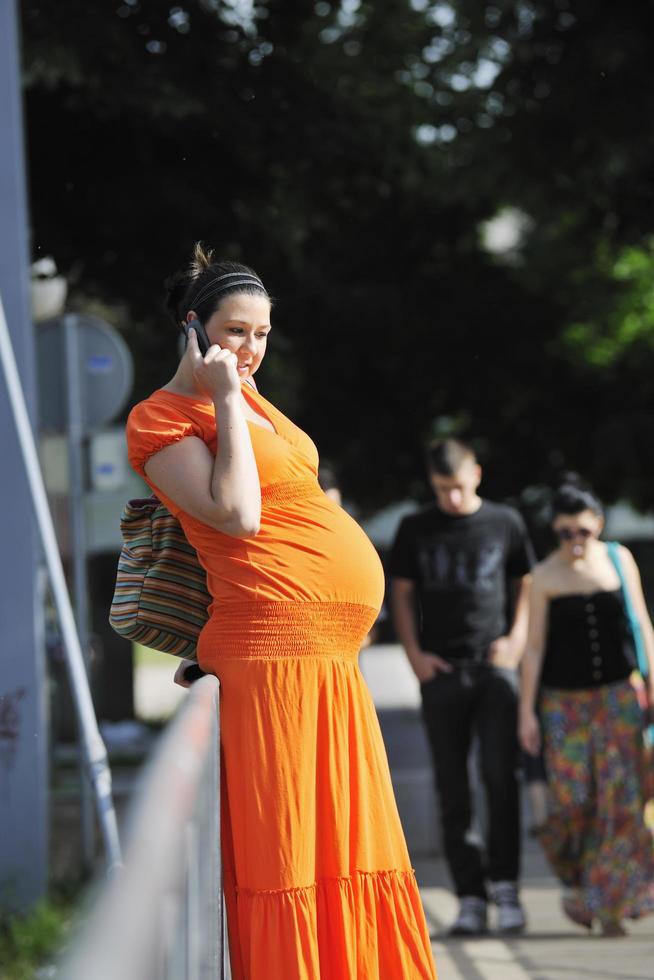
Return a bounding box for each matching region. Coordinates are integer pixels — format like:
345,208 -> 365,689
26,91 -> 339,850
126,245 -> 437,980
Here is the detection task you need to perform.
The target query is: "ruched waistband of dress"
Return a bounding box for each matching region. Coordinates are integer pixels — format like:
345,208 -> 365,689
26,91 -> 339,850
260,479 -> 322,508
199,601 -> 377,660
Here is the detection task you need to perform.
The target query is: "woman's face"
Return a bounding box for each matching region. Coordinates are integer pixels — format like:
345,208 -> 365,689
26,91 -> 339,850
191,293 -> 272,382
552,508 -> 603,560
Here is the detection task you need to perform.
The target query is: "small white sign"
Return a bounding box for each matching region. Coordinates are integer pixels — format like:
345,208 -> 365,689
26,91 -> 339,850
90,428 -> 128,491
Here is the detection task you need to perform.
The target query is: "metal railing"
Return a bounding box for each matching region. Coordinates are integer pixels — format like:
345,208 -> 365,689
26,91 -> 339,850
0,292 -> 121,872
61,674 -> 229,980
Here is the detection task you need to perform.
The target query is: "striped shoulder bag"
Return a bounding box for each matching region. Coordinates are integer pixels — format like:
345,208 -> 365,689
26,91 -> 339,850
109,496 -> 211,660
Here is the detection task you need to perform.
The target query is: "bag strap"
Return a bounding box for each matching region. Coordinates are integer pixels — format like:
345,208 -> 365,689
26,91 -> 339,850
606,541 -> 649,679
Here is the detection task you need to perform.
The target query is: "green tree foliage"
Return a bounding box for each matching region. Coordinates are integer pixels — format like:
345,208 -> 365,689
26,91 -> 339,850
20,0 -> 654,509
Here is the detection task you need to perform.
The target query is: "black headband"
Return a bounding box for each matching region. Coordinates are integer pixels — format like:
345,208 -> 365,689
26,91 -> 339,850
192,271 -> 266,309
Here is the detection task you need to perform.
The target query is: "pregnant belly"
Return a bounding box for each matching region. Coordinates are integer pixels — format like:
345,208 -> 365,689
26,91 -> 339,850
206,496 -> 385,610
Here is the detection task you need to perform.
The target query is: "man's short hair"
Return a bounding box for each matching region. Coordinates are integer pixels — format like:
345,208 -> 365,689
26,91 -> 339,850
426,438 -> 477,476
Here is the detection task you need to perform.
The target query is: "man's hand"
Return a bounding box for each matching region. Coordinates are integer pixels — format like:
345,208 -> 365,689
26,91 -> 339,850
488,634 -> 522,669
408,650 -> 453,683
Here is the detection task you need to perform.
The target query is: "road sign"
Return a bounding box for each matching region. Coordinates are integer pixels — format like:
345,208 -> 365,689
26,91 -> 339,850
37,314 -> 133,433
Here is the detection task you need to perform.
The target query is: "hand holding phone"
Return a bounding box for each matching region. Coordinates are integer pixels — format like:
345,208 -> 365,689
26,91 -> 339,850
186,318 -> 240,399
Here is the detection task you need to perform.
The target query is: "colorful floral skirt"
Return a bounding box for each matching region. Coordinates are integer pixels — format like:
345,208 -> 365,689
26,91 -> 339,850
539,678 -> 654,922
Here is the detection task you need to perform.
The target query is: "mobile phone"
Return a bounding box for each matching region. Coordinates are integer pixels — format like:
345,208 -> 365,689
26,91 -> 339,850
184,317 -> 212,356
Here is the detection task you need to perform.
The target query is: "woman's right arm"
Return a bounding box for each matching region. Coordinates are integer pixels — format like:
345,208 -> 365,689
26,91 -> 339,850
519,569 -> 548,755
144,332 -> 261,538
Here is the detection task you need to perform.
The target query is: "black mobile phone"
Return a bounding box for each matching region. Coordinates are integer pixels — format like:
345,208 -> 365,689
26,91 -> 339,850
184,317 -> 212,356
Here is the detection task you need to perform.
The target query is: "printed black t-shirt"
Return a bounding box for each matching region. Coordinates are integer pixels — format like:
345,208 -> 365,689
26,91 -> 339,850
389,500 -> 535,662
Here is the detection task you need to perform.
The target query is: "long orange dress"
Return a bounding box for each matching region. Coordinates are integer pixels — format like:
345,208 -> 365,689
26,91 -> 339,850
127,385 -> 437,980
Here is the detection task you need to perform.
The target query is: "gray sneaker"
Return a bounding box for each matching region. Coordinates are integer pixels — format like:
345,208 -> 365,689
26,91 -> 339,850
490,880 -> 526,934
448,895 -> 488,936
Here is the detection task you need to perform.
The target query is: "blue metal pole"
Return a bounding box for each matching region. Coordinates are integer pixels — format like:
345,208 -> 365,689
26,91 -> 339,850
0,0 -> 48,911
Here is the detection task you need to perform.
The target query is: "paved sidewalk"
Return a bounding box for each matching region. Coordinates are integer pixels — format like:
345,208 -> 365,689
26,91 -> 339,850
419,840 -> 654,980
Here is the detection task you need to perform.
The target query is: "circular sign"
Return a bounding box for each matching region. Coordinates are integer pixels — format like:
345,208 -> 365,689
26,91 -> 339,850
37,314 -> 134,433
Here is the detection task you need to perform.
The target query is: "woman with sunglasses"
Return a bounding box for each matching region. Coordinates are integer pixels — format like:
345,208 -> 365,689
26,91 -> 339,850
519,476 -> 654,935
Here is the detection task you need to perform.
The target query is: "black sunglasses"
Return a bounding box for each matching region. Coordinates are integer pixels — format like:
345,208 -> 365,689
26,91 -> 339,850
555,527 -> 594,541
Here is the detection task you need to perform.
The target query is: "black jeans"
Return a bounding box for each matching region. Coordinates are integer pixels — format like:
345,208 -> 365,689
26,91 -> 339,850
420,664 -> 521,899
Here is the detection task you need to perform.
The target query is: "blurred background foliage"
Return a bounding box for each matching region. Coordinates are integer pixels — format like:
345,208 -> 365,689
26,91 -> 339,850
19,0 -> 654,511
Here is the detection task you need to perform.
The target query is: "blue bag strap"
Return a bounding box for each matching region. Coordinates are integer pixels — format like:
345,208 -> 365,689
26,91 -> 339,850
606,541 -> 649,679
607,541 -> 654,748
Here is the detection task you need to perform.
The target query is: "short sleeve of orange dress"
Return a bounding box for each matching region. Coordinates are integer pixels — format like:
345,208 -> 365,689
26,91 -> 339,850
126,396 -> 203,478
125,395 -> 219,526
124,386 -> 437,980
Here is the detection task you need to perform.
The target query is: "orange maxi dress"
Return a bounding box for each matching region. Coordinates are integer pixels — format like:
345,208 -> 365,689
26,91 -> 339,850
127,385 -> 437,980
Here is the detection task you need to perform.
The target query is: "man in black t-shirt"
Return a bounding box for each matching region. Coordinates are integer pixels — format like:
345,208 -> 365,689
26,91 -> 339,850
390,439 -> 534,936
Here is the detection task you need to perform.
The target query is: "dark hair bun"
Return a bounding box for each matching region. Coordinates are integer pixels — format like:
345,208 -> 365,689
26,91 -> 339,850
163,242 -> 269,331
552,473 -> 603,517
558,471 -> 586,488
163,268 -> 192,326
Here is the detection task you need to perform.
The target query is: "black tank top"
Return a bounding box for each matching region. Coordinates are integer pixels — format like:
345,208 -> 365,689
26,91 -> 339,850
541,589 -> 636,690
